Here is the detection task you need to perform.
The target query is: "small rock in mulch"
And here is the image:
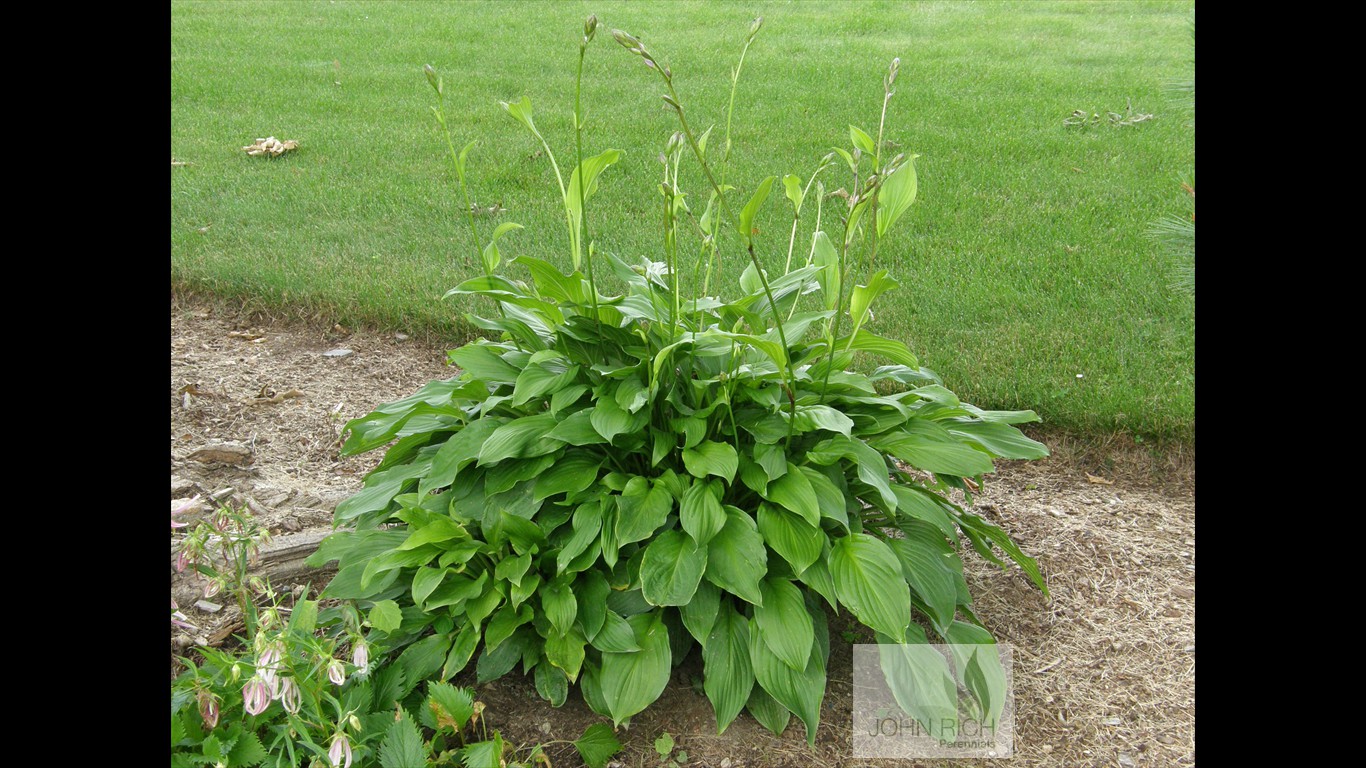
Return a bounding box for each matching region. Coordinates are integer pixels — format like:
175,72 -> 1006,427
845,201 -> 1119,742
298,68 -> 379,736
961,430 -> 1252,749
187,440 -> 254,466
195,600 -> 223,613
322,348 -> 354,358
171,475 -> 201,499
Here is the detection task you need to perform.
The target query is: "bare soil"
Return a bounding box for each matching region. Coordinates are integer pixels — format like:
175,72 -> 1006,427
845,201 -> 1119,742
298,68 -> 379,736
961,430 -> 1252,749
170,297 -> 1194,768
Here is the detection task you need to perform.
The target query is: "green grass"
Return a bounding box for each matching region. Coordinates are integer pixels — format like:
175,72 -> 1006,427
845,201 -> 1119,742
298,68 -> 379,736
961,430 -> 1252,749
171,0 -> 1195,443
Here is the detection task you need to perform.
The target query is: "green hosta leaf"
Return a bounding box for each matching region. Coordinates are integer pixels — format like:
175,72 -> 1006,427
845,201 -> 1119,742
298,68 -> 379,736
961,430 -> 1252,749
892,485 -> 959,541
533,452 -> 603,503
831,533 -> 910,642
749,616 -> 825,746
680,478 -> 726,545
443,625 -> 480,679
334,458 -> 434,525
480,221 -> 524,275
878,626 -> 959,742
412,566 -> 449,608
484,602 -> 533,654
832,329 -> 920,369
943,420 -> 1050,460
421,418 -> 505,496
614,478 -> 674,546
590,395 -> 646,443
542,579 -> 578,636
600,612 -> 672,725
680,578 -> 721,646
567,150 -> 623,240
875,153 -> 919,237
368,600 -> 403,634
752,442 -> 787,481
793,405 -> 854,437
591,610 -> 642,653
738,175 -> 776,246
782,173 -> 804,213
806,435 -> 897,511
495,551 -> 532,587
849,124 -> 877,154
511,357 -> 575,407
575,569 -> 610,640
640,529 -> 708,606
760,462 -> 819,526
379,710 -> 425,768
682,441 -> 739,483
535,659 -> 570,707
870,420 -> 995,477
501,94 -> 539,134
799,465 -> 850,530
447,344 -> 522,385
757,504 -> 823,575
746,685 -> 792,736
397,517 -> 467,551
550,382 -> 588,414
887,521 -> 960,633
812,231 -> 840,311
574,723 -> 623,768
427,681 -> 475,730
797,548 -> 839,610
547,409 -> 608,446
614,375 -> 650,413
848,270 -> 897,339
954,508 -> 1048,597
703,602 -> 754,733
943,621 -> 1007,725
516,256 -> 590,305
398,632 -> 453,690
477,628 -> 532,683
705,506 -> 768,606
755,578 -> 815,671
545,626 -> 587,681
478,413 -> 561,466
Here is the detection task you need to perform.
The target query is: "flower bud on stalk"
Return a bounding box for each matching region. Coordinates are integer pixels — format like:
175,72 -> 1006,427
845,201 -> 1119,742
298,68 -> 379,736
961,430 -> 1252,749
278,677 -> 301,715
584,14 -> 598,43
327,659 -> 346,686
749,16 -> 764,40
242,676 -> 272,716
351,640 -> 369,670
198,690 -> 220,729
423,64 -> 441,95
328,733 -> 353,768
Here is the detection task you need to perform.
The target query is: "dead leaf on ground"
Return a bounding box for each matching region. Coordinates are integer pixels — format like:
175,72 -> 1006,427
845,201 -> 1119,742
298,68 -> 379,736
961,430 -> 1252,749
242,136 -> 299,157
248,386 -> 306,406
1086,473 -> 1115,485
228,330 -> 266,342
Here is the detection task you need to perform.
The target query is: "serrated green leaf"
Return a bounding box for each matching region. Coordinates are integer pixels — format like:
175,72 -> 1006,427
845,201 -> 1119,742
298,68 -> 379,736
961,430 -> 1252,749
227,730 -> 266,767
461,735 -> 506,768
755,578 -> 815,671
574,723 -> 623,768
640,529 -> 708,607
682,441 -> 738,483
831,533 -> 910,642
379,711 -> 425,768
369,600 -> 403,634
704,506 -> 768,606
427,681 -> 475,730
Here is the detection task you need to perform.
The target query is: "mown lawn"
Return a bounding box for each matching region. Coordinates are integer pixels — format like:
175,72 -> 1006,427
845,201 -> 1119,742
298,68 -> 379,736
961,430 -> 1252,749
171,0 -> 1194,442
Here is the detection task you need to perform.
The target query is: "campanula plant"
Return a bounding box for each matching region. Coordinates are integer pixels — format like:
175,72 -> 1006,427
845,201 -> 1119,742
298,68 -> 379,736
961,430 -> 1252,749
312,15 -> 1049,746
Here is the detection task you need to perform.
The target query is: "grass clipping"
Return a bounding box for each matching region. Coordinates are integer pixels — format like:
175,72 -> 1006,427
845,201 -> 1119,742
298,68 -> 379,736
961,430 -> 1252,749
242,136 -> 298,157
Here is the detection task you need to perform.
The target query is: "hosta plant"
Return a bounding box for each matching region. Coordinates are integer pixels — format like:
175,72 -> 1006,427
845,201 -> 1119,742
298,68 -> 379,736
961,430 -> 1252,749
311,16 -> 1048,746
